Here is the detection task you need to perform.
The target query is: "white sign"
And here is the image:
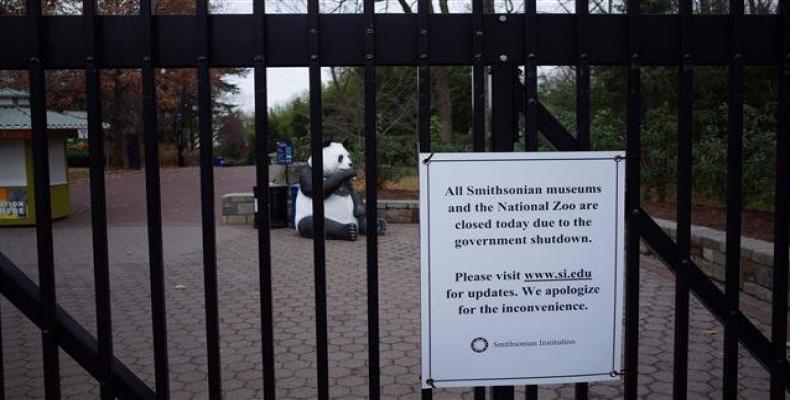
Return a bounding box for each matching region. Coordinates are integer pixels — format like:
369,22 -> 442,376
420,151 -> 626,389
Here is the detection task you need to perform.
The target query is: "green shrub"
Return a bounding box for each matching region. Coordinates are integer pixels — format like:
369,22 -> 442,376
66,138 -> 89,167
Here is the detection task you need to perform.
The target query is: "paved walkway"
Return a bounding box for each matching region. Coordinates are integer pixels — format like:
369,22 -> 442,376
64,166 -> 259,227
0,167 -> 782,399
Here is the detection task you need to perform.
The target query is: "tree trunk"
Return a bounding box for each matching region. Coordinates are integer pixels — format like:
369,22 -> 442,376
434,66 -> 453,143
108,70 -> 126,169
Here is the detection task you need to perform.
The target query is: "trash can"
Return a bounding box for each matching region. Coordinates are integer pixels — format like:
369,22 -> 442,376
289,184 -> 300,228
269,184 -> 289,228
254,184 -> 289,229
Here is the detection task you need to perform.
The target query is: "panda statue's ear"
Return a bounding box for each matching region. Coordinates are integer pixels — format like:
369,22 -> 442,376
322,139 -> 333,148
342,138 -> 350,148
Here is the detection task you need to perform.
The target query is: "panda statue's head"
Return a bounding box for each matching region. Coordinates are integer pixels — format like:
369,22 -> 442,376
308,140 -> 353,174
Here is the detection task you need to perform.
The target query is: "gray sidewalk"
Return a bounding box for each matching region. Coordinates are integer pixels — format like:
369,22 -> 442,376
0,167 -> 780,399
0,223 -> 776,399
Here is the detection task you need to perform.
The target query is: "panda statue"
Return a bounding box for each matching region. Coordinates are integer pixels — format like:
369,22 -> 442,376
294,140 -> 387,241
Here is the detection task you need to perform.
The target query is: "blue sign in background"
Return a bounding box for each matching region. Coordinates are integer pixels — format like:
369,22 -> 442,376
276,140 -> 293,165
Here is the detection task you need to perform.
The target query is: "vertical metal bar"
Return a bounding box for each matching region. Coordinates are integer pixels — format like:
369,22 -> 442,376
252,0 -> 276,397
575,0 -> 590,151
527,385 -> 538,399
492,386 -> 514,400
83,0 -> 114,397
770,1 -> 790,399
524,0 -> 538,152
0,301 -> 5,400
491,64 -> 516,152
573,383 -> 586,400
673,0 -> 693,398
472,9 -> 494,399
572,0 -> 591,394
490,71 -> 516,399
472,0 -> 485,394
196,0 -> 222,396
722,0 -> 744,397
472,0 -> 485,152
307,1 -> 329,399
417,0 -> 431,396
26,0 -> 61,396
417,0 -> 431,154
363,0 -> 380,398
522,2 -> 539,396
623,0 -> 641,396
139,0 -> 170,397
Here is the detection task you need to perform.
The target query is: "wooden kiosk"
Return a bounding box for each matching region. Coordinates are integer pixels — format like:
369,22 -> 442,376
0,89 -> 87,226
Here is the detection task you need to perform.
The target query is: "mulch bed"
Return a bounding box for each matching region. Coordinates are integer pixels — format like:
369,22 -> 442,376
377,188 -> 420,200
642,200 -> 786,244
378,188 -> 784,244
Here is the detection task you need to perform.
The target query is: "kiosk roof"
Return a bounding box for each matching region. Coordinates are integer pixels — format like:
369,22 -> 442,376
0,89 -> 89,131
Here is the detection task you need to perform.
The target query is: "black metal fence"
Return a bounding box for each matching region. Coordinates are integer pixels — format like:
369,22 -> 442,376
0,0 -> 788,398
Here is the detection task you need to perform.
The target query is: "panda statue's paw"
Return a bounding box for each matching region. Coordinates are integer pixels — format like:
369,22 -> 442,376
346,223 -> 359,241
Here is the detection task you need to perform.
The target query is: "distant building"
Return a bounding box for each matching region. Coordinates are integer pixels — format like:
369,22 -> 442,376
0,89 -> 88,226
62,111 -> 89,139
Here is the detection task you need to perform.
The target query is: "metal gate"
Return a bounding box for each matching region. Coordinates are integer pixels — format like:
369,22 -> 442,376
0,0 -> 788,398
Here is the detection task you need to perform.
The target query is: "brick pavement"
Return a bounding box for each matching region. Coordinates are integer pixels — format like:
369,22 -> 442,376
0,222 -> 780,399
0,166 -> 783,399
64,166 -> 259,227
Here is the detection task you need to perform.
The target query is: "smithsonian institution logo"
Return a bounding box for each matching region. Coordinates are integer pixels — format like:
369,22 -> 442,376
470,337 -> 489,353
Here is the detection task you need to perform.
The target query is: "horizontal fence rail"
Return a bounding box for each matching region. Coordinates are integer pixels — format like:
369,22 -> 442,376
0,14 -> 786,68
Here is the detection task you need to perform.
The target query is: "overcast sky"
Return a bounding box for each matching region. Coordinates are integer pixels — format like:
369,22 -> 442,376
223,68 -> 309,114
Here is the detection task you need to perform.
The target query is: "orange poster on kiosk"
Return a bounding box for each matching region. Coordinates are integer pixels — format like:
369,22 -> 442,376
0,187 -> 28,219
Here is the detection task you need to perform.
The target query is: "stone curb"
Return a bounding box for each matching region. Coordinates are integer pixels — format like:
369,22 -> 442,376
651,217 -> 789,303
221,193 -> 419,224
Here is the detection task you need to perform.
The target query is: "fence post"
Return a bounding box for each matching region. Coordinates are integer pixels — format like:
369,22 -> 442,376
489,63 -> 516,400
490,64 -> 517,153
